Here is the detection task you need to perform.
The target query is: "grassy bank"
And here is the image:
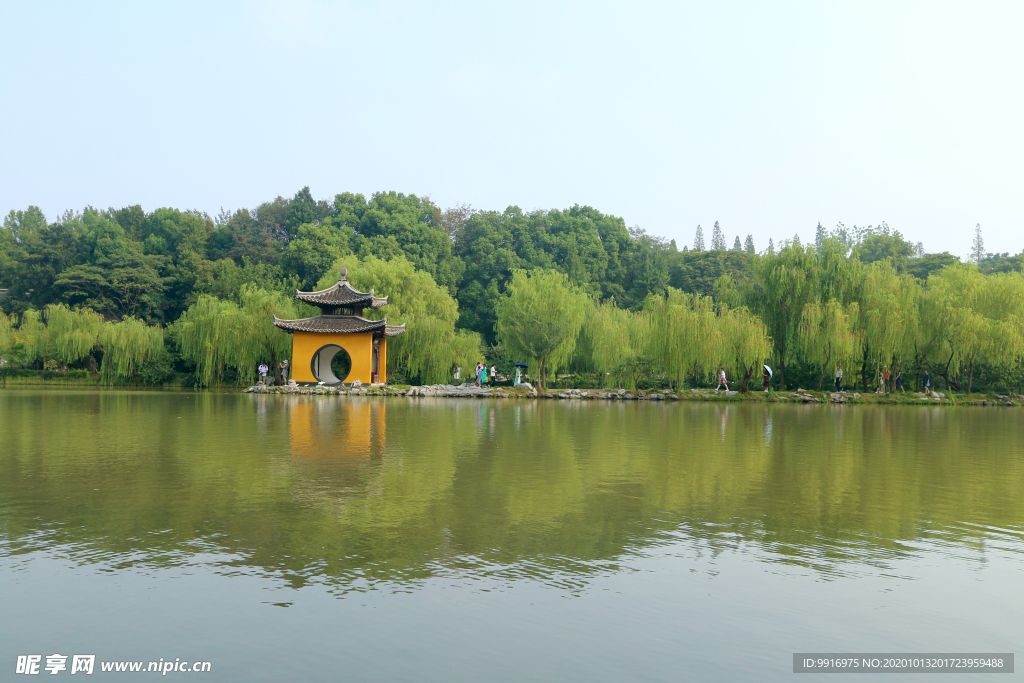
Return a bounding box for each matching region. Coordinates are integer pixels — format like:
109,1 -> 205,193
0,369 -> 214,388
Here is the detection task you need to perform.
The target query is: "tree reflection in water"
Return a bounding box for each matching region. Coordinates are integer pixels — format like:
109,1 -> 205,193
2,390 -> 1023,593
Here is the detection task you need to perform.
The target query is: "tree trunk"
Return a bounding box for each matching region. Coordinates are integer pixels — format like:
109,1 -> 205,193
539,358 -> 546,389
940,350 -> 957,391
739,365 -> 753,392
779,359 -> 787,391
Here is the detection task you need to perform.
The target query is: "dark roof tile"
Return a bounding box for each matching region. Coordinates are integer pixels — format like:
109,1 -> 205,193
294,280 -> 388,308
272,315 -> 387,334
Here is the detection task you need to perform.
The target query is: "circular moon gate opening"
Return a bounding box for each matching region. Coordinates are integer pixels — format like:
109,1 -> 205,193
311,345 -> 352,384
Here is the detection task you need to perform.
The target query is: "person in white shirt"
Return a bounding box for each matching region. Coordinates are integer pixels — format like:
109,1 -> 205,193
716,368 -> 728,392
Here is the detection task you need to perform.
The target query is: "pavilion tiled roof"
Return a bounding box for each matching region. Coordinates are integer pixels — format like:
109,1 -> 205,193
384,324 -> 406,337
272,315 -> 388,334
294,280 -> 388,308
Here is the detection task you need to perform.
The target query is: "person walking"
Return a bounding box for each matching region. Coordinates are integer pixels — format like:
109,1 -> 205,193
279,359 -> 289,383
924,369 -> 932,393
716,368 -> 728,392
762,368 -> 771,392
883,366 -> 891,394
876,369 -> 886,394
481,364 -> 489,385
258,362 -> 268,384
835,367 -> 843,392
490,364 -> 497,383
894,367 -> 904,394
475,362 -> 483,387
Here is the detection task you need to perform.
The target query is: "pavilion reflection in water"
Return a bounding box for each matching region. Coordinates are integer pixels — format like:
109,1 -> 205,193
288,398 -> 387,461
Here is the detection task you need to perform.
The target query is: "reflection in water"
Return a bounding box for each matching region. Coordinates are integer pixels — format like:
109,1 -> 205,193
288,397 -> 386,460
1,391 -> 1023,594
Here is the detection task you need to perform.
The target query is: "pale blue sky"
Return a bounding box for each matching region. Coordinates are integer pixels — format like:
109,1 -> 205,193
2,1 -> 1021,257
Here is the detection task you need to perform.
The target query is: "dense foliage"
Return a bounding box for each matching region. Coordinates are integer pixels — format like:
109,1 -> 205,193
2,189 -> 1022,392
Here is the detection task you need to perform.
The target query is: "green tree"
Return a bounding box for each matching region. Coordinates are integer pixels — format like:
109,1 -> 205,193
718,304 -> 773,391
99,318 -> 164,384
42,304 -> 104,367
710,221 -> 726,250
905,252 -> 960,280
856,262 -> 918,390
171,285 -> 304,387
644,288 -> 724,387
853,223 -> 916,272
799,300 -> 860,390
0,308 -> 13,361
581,300 -> 645,388
693,225 -> 705,252
971,224 -> 984,265
746,242 -> 817,389
918,263 -> 987,391
495,269 -> 589,388
280,217 -> 353,289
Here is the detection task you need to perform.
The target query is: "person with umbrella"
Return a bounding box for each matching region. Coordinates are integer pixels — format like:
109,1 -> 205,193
762,365 -> 772,391
514,362 -> 528,385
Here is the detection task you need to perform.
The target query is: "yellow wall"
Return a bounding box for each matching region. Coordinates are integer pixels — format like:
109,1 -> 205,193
291,331 -> 375,384
379,337 -> 388,383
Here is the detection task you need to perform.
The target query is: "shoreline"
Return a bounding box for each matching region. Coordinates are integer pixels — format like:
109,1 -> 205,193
2,377 -> 1018,406
243,383 -> 1022,407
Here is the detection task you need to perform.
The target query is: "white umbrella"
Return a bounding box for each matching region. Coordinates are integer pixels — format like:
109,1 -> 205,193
763,365 -> 773,377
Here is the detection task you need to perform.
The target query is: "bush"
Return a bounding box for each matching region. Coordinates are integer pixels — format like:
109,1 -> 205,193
132,349 -> 177,385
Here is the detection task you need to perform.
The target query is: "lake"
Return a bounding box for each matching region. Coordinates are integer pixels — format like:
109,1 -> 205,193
1,389 -> 1022,681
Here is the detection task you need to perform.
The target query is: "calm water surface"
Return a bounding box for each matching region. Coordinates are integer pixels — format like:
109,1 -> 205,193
1,389 -> 1022,681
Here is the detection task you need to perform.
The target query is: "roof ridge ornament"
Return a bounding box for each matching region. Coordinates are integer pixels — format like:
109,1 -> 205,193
339,266 -> 348,281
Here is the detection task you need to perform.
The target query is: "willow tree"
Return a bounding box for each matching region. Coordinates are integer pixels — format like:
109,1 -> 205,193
815,236 -> 862,305
973,271 -> 1024,393
14,309 -> 46,366
450,329 -> 485,382
316,255 -> 483,384
718,305 -> 773,391
98,317 -> 164,384
747,242 -> 817,389
170,296 -> 241,386
799,300 -> 860,390
582,300 -> 642,388
0,309 -> 14,360
171,285 -> 305,386
856,262 -> 918,389
919,263 -> 987,392
495,269 -> 589,388
43,304 -> 104,368
234,284 -> 305,384
644,288 -> 722,387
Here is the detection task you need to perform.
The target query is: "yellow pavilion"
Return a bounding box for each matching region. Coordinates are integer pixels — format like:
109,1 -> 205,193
273,267 -> 405,386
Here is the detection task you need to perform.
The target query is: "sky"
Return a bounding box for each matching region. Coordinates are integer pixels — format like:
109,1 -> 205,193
2,0 -> 1021,258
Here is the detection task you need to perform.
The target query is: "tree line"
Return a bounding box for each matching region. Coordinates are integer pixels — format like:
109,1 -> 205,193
1,188 -> 1022,392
